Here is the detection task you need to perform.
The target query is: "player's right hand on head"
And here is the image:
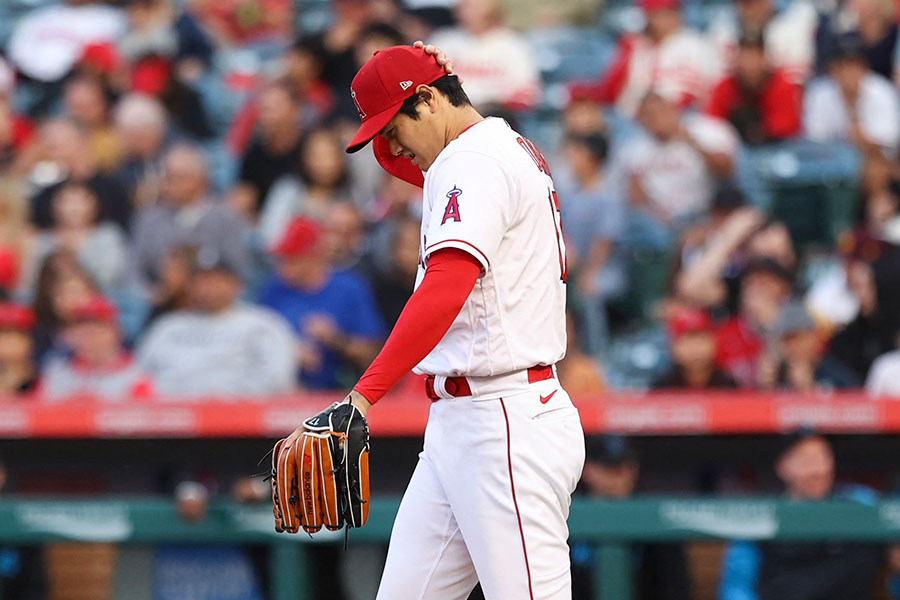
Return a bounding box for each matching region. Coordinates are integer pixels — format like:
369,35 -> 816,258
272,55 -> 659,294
414,40 -> 462,83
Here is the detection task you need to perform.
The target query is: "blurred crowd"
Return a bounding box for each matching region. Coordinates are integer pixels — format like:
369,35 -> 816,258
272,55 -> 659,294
0,0 -> 899,401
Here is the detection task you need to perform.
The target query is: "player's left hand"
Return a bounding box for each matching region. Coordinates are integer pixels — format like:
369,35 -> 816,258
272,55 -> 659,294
270,392 -> 372,534
414,40 -> 461,82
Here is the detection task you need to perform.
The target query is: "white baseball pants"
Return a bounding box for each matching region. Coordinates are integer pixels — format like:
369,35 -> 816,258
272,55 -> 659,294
376,377 -> 585,600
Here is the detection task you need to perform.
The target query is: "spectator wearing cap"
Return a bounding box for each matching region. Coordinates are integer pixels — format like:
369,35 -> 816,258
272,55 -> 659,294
131,144 -> 252,290
571,435 -> 692,600
715,258 -> 795,388
705,27 -> 802,145
554,131 -> 626,355
804,33 -> 900,156
258,217 -> 385,390
757,301 -> 859,391
41,296 -> 153,401
720,431 -> 884,600
137,249 -> 296,397
654,307 -> 736,389
0,304 -> 38,396
707,0 -> 817,85
621,91 -> 739,238
572,0 -> 720,119
428,0 -> 540,112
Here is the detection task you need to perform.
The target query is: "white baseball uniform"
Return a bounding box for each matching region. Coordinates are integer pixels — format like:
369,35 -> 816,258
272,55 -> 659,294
376,117 -> 585,600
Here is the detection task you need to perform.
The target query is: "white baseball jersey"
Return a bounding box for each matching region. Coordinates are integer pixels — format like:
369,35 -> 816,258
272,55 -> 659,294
411,117 -> 567,378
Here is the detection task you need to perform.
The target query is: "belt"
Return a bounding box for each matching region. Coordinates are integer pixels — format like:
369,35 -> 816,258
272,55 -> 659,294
425,365 -> 554,401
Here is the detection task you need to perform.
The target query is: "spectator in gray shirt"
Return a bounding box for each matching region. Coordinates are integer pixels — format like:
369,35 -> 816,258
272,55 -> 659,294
136,249 -> 296,397
131,144 -> 251,293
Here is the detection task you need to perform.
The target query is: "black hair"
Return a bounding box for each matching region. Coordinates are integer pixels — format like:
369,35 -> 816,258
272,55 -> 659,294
396,75 -> 472,119
360,22 -> 404,47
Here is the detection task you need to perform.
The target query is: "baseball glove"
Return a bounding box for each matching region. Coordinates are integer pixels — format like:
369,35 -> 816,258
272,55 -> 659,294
271,402 -> 370,534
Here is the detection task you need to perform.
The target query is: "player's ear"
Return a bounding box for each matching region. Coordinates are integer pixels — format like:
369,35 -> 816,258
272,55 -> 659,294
415,85 -> 436,112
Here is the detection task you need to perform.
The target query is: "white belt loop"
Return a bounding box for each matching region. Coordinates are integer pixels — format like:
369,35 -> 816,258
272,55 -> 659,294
433,375 -> 455,400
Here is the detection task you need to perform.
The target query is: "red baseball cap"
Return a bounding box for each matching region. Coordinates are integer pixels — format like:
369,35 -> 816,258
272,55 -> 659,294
345,45 -> 446,154
272,217 -> 323,257
0,303 -> 35,332
71,295 -> 118,324
640,0 -> 680,11
668,307 -> 715,339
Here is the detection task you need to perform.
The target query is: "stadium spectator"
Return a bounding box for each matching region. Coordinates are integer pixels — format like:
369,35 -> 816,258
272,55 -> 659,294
706,27 -> 802,145
191,0 -> 292,48
757,301 -> 859,391
5,0 -> 127,86
622,92 -> 739,235
865,333 -> 900,397
20,181 -> 129,297
131,144 -> 251,289
258,127 -> 355,247
29,119 -> 132,231
674,206 -> 795,312
804,33 -> 900,157
429,0 -> 540,111
572,435 -> 692,600
112,93 -> 172,208
719,431 -> 884,600
0,304 -> 38,396
137,248 -> 296,396
573,0 -> 720,118
826,256 -> 897,382
555,132 -> 626,355
654,306 -> 737,389
321,201 -> 370,275
63,74 -> 120,172
816,0 -> 898,81
280,38 -> 335,121
232,81 -> 305,219
31,252 -> 101,361
259,217 -> 384,390
707,0 -> 817,84
371,217 -> 419,326
716,258 -> 795,388
120,0 -> 213,80
42,295 -> 153,401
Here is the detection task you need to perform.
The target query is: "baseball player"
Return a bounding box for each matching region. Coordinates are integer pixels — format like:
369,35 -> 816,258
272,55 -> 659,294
283,44 -> 585,599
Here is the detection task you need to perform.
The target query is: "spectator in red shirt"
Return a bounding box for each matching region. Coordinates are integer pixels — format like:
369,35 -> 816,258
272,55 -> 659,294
716,258 -> 794,388
706,27 -> 802,145
42,295 -> 154,401
654,306 -> 737,389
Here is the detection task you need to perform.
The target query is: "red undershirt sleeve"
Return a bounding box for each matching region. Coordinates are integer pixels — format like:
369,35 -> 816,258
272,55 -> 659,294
353,248 -> 482,404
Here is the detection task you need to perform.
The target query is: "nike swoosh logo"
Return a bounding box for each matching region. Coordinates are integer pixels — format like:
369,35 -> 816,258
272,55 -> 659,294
540,390 -> 557,404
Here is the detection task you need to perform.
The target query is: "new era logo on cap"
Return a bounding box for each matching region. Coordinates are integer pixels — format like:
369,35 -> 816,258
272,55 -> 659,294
345,46 -> 446,154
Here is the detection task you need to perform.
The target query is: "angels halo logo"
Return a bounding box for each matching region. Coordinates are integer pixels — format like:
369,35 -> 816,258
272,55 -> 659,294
350,88 -> 366,120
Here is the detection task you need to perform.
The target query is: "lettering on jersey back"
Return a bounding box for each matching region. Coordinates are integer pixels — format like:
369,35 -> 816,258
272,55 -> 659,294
516,136 -> 551,175
441,187 -> 463,224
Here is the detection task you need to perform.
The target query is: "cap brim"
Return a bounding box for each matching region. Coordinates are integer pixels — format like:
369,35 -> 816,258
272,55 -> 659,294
345,100 -> 404,154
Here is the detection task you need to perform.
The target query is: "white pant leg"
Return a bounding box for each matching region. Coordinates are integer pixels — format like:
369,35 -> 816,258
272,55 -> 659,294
376,453 -> 479,600
427,384 -> 586,600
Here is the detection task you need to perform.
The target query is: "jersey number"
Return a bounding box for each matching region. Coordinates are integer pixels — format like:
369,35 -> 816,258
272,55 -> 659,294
518,136 -> 567,283
547,189 -> 567,283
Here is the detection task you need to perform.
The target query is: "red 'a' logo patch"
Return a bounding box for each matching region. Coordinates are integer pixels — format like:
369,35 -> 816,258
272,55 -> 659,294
441,187 -> 462,224
351,88 -> 366,120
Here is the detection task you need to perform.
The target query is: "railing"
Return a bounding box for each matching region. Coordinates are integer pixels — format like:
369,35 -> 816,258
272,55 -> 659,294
0,390 -> 896,438
2,496 -> 899,599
